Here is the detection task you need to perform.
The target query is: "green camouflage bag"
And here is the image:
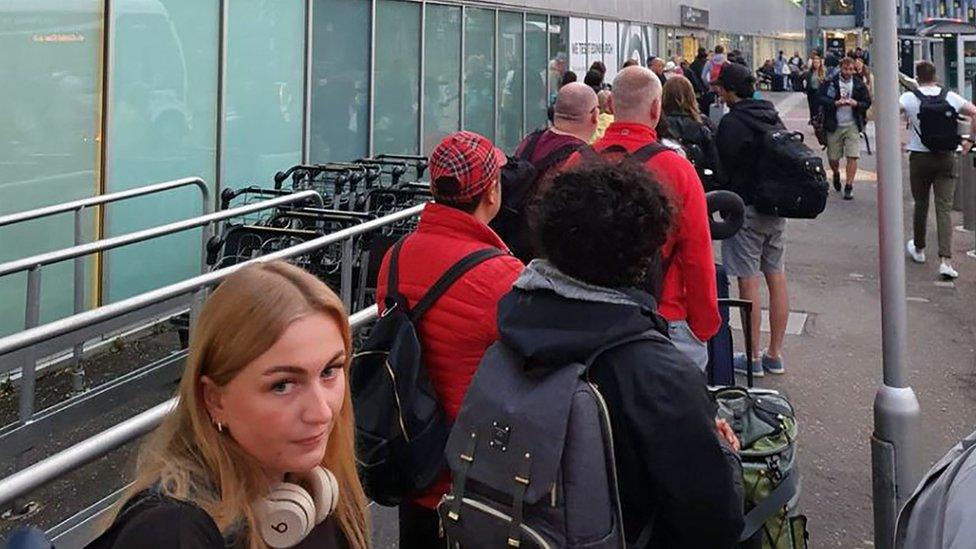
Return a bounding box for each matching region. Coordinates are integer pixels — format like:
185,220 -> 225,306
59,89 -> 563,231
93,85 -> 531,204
712,386 -> 809,549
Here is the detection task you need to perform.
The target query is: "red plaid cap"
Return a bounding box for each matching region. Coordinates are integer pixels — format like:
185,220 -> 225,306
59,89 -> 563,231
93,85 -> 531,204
429,131 -> 507,202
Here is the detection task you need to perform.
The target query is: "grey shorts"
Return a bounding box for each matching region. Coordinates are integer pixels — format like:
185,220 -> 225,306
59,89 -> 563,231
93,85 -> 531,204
668,320 -> 709,372
722,206 -> 787,278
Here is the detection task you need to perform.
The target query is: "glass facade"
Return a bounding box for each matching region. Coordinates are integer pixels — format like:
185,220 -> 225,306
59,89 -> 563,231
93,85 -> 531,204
310,0 -> 370,162
497,12 -> 524,152
423,4 -> 462,153
0,1 -> 103,336
464,8 -> 496,141
222,0 -> 305,189
6,1 -> 802,329
374,0 -> 420,155
525,14 -> 549,133
104,0 -> 219,302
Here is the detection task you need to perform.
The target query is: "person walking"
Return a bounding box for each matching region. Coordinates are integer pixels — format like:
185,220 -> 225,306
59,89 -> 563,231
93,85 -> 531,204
690,47 -> 709,91
803,55 -> 827,120
713,63 -> 791,378
569,65 -> 721,370
376,131 -> 524,548
900,60 -> 976,280
701,45 -> 729,88
816,56 -> 872,200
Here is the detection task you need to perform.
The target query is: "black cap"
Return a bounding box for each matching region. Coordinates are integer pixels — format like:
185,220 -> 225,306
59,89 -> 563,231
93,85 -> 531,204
715,63 -> 755,96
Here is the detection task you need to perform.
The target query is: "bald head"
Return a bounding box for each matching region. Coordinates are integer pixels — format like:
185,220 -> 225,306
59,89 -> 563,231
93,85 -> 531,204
649,57 -> 665,75
553,82 -> 598,122
610,66 -> 662,127
552,82 -> 599,141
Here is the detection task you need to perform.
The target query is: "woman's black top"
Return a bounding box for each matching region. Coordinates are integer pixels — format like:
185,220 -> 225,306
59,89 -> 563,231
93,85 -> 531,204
87,491 -> 350,549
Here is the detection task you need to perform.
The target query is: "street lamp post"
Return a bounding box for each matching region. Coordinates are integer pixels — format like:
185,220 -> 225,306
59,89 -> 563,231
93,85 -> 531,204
870,0 -> 923,548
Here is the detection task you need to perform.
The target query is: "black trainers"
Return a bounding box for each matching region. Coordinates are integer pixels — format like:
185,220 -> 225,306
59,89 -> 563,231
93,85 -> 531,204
833,172 -> 841,192
843,184 -> 854,200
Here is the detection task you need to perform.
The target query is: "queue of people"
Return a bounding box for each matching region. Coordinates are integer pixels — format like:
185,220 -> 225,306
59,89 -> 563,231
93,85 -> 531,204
81,46 -> 973,549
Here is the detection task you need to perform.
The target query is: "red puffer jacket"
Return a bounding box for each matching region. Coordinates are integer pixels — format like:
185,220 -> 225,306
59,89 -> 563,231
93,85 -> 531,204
376,202 -> 524,508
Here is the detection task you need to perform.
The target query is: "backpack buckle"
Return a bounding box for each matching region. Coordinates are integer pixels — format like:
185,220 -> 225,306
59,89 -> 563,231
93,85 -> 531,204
489,421 -> 511,452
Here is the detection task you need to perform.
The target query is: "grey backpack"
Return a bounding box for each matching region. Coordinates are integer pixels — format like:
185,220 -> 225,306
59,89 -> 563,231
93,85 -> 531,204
437,332 -> 662,549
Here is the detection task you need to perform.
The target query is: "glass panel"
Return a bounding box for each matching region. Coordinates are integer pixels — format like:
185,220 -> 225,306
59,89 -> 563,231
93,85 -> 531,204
525,14 -> 549,133
586,19 -> 602,70
498,12 -> 524,153
423,4 -> 461,153
310,0 -> 370,162
463,8 -> 495,140
105,0 -> 219,302
374,0 -> 420,155
0,1 -> 102,336
222,0 -> 305,189
569,18 -> 587,75
619,23 -> 649,67
603,21 -> 619,81
548,15 -> 569,105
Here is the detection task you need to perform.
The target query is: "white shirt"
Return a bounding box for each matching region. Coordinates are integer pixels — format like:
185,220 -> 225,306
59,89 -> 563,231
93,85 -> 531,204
899,85 -> 968,152
836,78 -> 856,127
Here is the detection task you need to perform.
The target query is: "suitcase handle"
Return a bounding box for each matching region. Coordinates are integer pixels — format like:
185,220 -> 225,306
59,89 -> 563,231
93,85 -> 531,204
718,298 -> 756,388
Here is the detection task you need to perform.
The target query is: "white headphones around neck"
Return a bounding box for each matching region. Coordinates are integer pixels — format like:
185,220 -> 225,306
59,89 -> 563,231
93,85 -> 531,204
254,466 -> 340,548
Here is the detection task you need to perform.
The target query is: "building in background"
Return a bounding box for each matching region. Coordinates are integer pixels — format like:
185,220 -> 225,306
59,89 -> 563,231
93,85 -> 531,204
0,0 -> 804,337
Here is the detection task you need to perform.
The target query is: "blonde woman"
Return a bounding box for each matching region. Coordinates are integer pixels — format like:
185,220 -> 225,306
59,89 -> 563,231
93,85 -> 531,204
90,261 -> 369,549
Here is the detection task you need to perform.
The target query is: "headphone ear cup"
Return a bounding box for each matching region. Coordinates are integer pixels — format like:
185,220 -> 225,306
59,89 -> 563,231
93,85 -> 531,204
255,487 -> 314,549
298,466 -> 340,523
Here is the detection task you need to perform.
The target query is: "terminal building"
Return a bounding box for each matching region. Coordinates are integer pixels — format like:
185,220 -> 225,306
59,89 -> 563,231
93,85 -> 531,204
0,0 -> 804,338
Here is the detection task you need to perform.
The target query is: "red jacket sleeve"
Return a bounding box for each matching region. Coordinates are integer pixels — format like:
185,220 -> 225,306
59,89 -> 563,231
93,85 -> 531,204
673,164 -> 721,341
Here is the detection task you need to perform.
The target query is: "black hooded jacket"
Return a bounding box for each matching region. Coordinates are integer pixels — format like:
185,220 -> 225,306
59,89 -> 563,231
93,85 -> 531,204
496,262 -> 744,548
715,98 -> 786,205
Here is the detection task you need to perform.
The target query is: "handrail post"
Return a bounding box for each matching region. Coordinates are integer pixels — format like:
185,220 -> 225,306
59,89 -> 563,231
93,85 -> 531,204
71,207 -> 86,394
7,267 -> 43,518
340,239 -> 355,310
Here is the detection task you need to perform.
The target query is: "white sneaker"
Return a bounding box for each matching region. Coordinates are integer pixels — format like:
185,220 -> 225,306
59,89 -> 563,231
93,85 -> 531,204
939,260 -> 959,279
906,240 -> 926,264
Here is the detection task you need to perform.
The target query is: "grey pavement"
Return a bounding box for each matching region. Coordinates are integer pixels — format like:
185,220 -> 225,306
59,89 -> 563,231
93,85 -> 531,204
738,91 -> 976,547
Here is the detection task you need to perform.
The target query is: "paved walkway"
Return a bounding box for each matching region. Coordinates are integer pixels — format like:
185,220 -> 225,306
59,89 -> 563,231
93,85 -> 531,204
749,92 -> 976,547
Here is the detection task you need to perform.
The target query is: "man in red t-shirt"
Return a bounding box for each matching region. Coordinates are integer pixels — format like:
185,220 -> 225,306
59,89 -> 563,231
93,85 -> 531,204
568,66 -> 720,369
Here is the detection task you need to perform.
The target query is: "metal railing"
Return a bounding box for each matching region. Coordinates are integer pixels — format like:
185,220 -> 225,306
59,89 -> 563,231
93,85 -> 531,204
0,202 -> 422,534
0,305 -> 378,512
0,178 -> 211,393
0,190 -> 325,424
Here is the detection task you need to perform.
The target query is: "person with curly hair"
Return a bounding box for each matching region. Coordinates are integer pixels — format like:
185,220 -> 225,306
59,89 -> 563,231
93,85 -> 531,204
492,160 -> 744,549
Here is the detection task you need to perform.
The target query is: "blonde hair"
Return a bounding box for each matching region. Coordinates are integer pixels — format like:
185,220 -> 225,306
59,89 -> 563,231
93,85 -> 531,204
107,261 -> 370,549
809,55 -> 826,79
662,76 -> 702,123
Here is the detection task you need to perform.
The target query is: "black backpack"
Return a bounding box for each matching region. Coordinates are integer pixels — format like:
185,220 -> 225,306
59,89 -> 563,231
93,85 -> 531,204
350,237 -> 504,506
730,112 -> 828,219
667,115 -> 722,191
491,130 -> 583,262
913,88 -> 962,153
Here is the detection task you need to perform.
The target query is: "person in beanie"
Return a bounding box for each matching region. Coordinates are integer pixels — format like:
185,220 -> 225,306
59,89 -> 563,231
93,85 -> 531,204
375,131 -> 524,548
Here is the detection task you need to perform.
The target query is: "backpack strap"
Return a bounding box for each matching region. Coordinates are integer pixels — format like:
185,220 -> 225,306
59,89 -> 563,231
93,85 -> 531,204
516,129 -> 547,162
738,468 -> 799,542
583,329 -> 669,373
534,142 -> 584,174
409,247 -> 506,322
384,235 -> 410,311
579,142 -> 670,165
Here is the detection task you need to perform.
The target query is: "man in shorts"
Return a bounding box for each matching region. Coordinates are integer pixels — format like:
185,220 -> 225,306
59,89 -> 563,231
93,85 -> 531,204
817,56 -> 872,200
714,63 -> 790,378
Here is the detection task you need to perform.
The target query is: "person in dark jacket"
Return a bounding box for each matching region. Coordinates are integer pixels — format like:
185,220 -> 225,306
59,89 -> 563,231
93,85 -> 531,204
816,56 -> 872,199
496,161 -> 744,548
690,47 -> 708,84
714,63 -> 791,379
662,75 -> 722,190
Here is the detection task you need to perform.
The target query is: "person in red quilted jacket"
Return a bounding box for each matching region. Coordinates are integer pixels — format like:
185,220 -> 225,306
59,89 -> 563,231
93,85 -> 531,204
376,131 -> 524,549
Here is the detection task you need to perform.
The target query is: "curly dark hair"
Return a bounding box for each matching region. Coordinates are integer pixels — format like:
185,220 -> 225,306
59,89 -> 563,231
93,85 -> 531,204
531,161 -> 674,288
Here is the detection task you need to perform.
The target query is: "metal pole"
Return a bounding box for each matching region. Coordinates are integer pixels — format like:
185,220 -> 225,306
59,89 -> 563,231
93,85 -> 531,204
340,239 -> 354,310
870,0 -> 923,547
71,209 -> 86,393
